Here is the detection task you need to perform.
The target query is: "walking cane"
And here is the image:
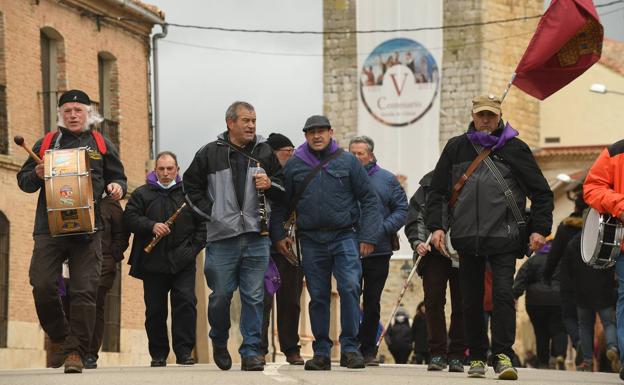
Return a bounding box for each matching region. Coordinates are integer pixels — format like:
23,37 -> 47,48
377,234 -> 432,348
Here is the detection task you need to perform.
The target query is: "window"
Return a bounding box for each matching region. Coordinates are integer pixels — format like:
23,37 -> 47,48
0,212 -> 9,348
40,28 -> 65,133
97,53 -> 120,152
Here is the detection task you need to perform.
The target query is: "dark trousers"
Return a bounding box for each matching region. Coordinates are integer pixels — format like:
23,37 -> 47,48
390,348 -> 412,364
560,289 -> 580,348
260,253 -> 304,356
526,304 -> 567,365
142,263 -> 197,360
87,254 -> 118,358
422,255 -> 465,359
358,254 -> 391,356
459,252 -> 516,361
29,233 -> 102,357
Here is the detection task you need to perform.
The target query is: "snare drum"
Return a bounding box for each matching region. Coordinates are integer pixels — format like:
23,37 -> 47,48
44,148 -> 95,236
581,208 -> 623,269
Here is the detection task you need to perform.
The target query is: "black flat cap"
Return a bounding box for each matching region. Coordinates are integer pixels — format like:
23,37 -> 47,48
58,89 -> 91,107
266,133 -> 294,150
302,115 -> 331,132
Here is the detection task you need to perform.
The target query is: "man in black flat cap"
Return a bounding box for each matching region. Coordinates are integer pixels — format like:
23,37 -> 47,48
17,89 -> 127,374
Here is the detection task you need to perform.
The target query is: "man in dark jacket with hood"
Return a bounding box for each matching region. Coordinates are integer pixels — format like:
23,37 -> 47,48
405,171 -> 465,372
349,135 -> 407,366
427,94 -> 553,380
124,151 -> 206,367
183,101 -> 284,371
17,89 -> 127,373
271,115 -> 381,370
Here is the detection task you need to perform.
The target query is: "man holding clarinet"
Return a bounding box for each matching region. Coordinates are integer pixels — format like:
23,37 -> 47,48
183,101 -> 285,371
124,151 -> 206,367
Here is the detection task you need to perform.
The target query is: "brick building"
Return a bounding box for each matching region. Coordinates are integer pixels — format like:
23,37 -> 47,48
0,0 -> 163,368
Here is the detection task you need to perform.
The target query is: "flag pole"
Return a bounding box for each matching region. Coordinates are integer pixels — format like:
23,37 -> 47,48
500,72 -> 517,104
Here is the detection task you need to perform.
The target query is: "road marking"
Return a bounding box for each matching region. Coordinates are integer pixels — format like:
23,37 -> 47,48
263,363 -> 297,383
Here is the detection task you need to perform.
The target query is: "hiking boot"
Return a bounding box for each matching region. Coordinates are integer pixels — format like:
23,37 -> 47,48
467,360 -> 486,378
364,355 -> 380,367
607,347 -> 621,373
427,356 -> 447,371
339,351 -> 365,369
494,354 -> 518,380
576,359 -> 592,372
448,358 -> 464,372
241,355 -> 264,371
286,352 -> 304,365
48,340 -> 65,368
150,357 -> 167,367
84,354 -> 98,369
213,345 -> 232,371
64,352 -> 84,374
305,355 -> 331,370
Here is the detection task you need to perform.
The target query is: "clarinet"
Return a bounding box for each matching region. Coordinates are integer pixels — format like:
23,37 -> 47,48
255,162 -> 269,236
144,202 -> 187,253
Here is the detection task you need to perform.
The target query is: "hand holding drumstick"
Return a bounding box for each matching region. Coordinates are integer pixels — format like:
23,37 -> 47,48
14,136 -> 45,179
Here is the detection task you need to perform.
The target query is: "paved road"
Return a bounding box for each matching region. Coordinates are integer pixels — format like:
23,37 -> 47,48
0,363 -> 620,385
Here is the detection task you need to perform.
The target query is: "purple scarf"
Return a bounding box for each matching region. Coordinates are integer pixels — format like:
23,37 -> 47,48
366,162 -> 380,176
293,139 -> 340,169
466,122 -> 518,150
146,171 -> 182,188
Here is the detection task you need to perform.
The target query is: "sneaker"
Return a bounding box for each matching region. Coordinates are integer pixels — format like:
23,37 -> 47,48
494,354 -> 518,380
64,352 -> 84,374
576,359 -> 592,372
84,354 -> 98,369
304,355 -> 331,371
47,340 -> 65,368
427,356 -> 447,371
448,358 -> 464,372
363,355 -> 380,367
607,347 -> 621,373
339,351 -> 365,369
467,360 -> 486,378
555,355 -> 565,371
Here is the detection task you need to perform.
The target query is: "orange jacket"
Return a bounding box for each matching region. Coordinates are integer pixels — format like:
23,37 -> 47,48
584,140 -> 624,250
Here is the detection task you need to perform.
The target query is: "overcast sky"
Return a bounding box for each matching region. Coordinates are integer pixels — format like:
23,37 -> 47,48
148,0 -> 624,170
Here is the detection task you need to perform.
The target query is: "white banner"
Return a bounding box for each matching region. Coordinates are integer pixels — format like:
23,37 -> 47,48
356,0 -> 443,200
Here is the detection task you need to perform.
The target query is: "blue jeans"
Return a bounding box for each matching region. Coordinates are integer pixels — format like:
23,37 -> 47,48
616,252 -> 624,363
300,232 -> 362,357
577,306 -> 617,361
204,233 -> 269,357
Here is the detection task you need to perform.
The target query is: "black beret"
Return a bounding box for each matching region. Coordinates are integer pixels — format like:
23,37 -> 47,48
266,133 -> 294,150
58,89 -> 91,107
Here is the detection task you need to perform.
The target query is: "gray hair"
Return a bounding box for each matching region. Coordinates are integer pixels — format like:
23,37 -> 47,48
225,101 -> 255,121
56,104 -> 103,131
349,135 -> 375,154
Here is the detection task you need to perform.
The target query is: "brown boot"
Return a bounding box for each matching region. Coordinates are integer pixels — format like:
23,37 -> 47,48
64,352 -> 84,374
286,352 -> 304,365
47,340 -> 65,368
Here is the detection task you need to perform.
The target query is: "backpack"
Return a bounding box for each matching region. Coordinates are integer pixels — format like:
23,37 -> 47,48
38,130 -> 107,159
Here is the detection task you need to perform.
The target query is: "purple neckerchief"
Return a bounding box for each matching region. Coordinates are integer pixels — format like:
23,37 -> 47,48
293,139 -> 340,169
466,122 -> 518,150
537,240 -> 552,254
365,162 -> 380,176
146,170 -> 182,188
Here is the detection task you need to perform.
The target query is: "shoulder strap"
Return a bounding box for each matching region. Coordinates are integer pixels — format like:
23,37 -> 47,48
216,139 -> 262,166
449,147 -> 491,207
91,130 -> 107,155
470,143 -> 525,226
39,131 -> 57,158
286,149 -> 344,221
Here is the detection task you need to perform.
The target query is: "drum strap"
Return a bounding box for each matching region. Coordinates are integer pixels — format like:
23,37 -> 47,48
39,130 -> 107,158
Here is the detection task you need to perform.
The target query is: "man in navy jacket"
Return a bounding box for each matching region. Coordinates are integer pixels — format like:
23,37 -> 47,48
272,115 -> 381,370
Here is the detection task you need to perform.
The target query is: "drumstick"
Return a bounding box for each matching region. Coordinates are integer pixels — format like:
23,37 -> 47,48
13,136 -> 42,164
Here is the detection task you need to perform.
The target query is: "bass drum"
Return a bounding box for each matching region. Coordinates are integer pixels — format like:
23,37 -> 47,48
581,208 -> 623,269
